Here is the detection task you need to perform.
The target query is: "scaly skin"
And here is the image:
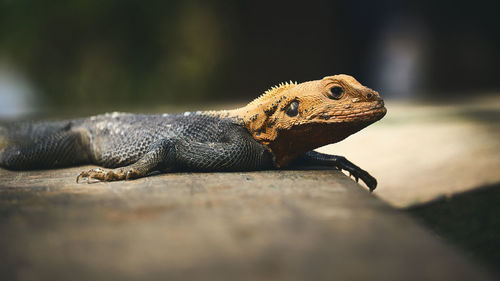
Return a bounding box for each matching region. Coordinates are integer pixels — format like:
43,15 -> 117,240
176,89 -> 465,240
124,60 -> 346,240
0,74 -> 386,190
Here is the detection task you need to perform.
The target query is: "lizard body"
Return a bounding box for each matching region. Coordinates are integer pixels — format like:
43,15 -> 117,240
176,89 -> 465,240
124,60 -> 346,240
0,74 -> 386,190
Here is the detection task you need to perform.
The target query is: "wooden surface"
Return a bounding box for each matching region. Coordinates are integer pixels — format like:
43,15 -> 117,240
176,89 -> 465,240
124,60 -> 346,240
0,167 -> 496,281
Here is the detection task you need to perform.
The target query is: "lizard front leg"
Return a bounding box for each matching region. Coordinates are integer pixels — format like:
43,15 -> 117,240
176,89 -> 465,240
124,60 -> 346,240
295,150 -> 377,191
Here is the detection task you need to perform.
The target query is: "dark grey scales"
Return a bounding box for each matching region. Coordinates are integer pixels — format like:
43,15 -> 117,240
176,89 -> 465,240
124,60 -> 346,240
0,75 -> 387,190
1,113 -> 273,173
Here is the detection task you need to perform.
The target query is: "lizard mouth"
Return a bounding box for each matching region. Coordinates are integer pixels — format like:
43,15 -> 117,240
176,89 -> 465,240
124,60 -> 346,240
341,100 -> 386,120
314,100 -> 386,122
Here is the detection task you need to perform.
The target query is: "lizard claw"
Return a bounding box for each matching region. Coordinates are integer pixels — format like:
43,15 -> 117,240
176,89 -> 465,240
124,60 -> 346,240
345,171 -> 359,183
334,160 -> 377,192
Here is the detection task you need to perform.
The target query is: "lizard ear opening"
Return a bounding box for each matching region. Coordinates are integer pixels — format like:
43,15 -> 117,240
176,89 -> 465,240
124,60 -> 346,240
285,101 -> 299,117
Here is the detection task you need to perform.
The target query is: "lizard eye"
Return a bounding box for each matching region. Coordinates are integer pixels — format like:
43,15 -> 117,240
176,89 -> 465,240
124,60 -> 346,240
328,86 -> 344,100
286,101 -> 299,117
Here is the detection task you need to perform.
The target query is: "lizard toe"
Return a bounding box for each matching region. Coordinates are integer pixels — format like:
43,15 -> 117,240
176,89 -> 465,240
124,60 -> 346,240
76,171 -> 88,183
364,176 -> 377,192
87,169 -> 107,183
104,170 -> 117,181
76,168 -> 104,183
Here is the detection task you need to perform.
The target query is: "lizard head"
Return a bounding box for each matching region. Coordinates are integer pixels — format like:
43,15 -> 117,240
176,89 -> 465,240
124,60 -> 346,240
230,74 -> 387,166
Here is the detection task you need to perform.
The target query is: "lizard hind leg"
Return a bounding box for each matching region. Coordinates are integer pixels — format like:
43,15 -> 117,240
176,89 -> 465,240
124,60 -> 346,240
76,138 -> 175,183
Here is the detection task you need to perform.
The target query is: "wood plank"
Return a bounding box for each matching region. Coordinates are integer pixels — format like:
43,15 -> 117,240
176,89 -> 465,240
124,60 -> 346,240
0,167 -> 495,281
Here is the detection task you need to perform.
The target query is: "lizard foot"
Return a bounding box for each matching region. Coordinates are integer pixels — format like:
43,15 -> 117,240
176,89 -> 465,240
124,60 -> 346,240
76,167 -> 141,183
298,151 -> 379,192
336,161 -> 377,192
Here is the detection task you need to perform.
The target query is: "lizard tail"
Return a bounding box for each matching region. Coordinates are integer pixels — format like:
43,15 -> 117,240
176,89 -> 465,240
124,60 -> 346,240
0,120 -> 91,170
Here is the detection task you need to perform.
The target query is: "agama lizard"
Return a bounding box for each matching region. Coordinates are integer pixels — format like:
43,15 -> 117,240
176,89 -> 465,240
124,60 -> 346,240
0,74 -> 386,190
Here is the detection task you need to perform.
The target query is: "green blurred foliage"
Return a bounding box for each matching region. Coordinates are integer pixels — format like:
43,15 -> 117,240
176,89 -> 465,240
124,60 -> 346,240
0,0 -> 233,108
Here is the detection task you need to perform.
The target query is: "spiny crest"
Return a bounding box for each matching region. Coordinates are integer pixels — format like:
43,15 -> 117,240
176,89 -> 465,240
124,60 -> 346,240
202,109 -> 229,118
249,80 -> 298,106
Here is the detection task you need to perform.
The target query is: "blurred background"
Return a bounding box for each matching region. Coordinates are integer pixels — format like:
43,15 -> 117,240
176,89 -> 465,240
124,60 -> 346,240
0,0 -> 499,118
0,0 -> 499,276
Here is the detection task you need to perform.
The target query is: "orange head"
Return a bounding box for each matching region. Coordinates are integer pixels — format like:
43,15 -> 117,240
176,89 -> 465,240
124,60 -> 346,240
229,74 -> 387,166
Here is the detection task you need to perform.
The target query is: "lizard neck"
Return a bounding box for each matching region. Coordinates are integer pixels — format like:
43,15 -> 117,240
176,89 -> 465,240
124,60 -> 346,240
201,104 -> 284,166
224,103 -> 298,167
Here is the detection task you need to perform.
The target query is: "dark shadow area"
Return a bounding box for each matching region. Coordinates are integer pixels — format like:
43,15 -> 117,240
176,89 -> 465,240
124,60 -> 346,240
406,183 -> 500,276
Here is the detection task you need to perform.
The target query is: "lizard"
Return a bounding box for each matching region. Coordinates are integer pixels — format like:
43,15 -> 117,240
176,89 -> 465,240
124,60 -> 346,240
0,74 -> 386,191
